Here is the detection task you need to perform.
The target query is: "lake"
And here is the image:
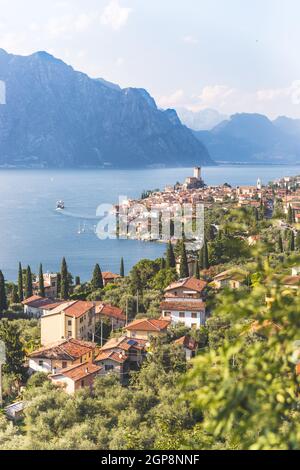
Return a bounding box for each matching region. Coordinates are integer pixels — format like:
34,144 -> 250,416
0,165 -> 299,281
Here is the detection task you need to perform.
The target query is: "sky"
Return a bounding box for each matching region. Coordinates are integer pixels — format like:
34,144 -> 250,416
0,0 -> 300,119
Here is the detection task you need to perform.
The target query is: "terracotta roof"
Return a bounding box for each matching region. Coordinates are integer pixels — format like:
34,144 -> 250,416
29,339 -> 97,361
47,301 -> 94,319
100,336 -> 148,353
102,272 -> 121,281
174,335 -> 198,351
160,300 -> 206,312
96,303 -> 126,321
96,350 -> 127,364
164,277 -> 207,293
126,318 -> 170,332
50,362 -> 102,382
22,296 -> 63,309
283,275 -> 300,286
214,270 -> 245,282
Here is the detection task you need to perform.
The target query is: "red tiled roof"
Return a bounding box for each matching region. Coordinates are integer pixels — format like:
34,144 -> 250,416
100,336 -> 148,353
174,335 -> 198,351
283,275 -> 300,286
29,339 -> 97,361
96,303 -> 126,321
64,301 -> 94,319
164,277 -> 207,293
50,362 -> 101,382
102,272 -> 121,280
96,350 -> 127,364
126,318 -> 170,332
22,296 -> 63,309
160,300 -> 206,312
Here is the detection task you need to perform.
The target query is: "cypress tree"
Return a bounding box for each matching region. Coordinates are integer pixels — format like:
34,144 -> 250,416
287,205 -> 295,224
296,232 -> 300,251
0,270 -> 7,314
201,238 -> 210,270
75,276 -> 81,286
11,285 -> 19,304
92,264 -> 104,290
195,260 -> 200,280
278,233 -> 284,253
288,231 -> 295,252
25,266 -> 33,299
179,243 -> 189,278
160,257 -> 166,270
166,241 -> 176,269
60,257 -> 69,299
18,262 -> 23,302
120,258 -> 125,278
38,263 -> 45,297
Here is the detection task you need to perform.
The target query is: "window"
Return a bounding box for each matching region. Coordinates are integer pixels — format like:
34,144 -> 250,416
164,312 -> 171,317
179,312 -> 185,318
38,360 -> 43,367
62,361 -> 67,369
68,320 -> 72,326
105,365 -> 114,372
68,331 -> 72,338
81,380 -> 85,387
191,312 -> 198,319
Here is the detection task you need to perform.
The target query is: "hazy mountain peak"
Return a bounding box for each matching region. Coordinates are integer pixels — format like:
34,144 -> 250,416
176,107 -> 228,131
0,50 -> 213,168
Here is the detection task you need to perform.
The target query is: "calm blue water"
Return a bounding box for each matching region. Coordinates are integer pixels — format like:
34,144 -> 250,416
0,165 -> 299,281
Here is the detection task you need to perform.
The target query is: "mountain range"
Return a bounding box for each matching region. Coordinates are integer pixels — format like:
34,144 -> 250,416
0,49 -> 212,169
176,107 -> 228,131
193,113 -> 300,164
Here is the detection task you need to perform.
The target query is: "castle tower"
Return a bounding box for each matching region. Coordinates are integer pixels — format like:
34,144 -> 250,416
257,178 -> 262,190
194,167 -> 201,180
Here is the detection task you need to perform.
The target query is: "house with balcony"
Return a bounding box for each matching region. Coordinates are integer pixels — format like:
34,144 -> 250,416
28,338 -> 98,375
40,301 -> 96,346
160,277 -> 207,329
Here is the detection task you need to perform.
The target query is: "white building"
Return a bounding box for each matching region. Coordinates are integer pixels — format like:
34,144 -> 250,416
160,299 -> 206,329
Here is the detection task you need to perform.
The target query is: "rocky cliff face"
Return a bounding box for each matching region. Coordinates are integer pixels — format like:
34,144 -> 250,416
0,49 -> 213,168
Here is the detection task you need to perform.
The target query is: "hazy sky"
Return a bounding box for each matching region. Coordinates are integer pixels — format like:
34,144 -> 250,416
1,0 -> 300,118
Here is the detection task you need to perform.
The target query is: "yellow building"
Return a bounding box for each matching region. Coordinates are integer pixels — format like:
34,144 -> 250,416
41,301 -> 96,346
125,318 -> 170,340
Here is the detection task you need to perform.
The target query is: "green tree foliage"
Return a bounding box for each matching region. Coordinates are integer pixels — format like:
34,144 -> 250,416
182,254 -> 300,450
166,241 -> 176,269
0,320 -> 25,376
287,205 -> 295,224
38,264 -> 45,297
0,270 -> 7,314
277,233 -> 284,253
120,258 -> 125,278
91,264 -> 104,290
195,260 -> 200,280
18,262 -> 23,303
150,268 -> 178,291
179,243 -> 189,278
296,232 -> 300,251
288,230 -> 295,252
199,238 -> 210,269
60,257 -> 69,299
130,259 -> 160,294
25,266 -> 33,299
10,284 -> 19,304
